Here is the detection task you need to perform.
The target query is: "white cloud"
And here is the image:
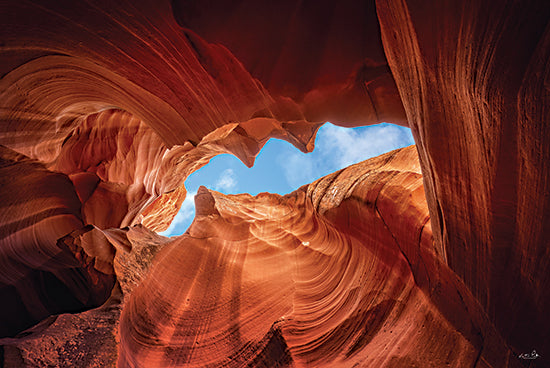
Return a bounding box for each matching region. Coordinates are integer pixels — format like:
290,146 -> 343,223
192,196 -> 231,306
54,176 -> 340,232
214,168 -> 237,193
279,151 -> 316,189
316,123 -> 413,168
159,190 -> 196,236
279,123 -> 414,188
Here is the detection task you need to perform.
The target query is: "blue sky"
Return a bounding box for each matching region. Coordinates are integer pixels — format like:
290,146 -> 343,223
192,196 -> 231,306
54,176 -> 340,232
160,122 -> 414,236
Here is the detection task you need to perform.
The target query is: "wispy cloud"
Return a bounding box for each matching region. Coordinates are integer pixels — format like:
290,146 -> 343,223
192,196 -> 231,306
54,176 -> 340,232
214,168 -> 237,192
279,123 -> 414,188
278,152 -> 315,189
159,190 -> 196,236
317,123 -> 414,168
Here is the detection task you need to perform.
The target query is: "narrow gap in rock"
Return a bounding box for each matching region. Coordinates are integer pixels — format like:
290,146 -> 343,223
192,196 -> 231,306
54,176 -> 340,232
161,122 -> 414,236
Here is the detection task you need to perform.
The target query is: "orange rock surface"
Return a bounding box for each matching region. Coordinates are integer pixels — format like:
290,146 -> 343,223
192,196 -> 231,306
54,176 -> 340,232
0,0 -> 549,367
377,0 -> 550,360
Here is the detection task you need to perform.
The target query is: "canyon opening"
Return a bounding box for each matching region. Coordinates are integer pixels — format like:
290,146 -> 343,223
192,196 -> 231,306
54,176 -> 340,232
0,1 -> 549,367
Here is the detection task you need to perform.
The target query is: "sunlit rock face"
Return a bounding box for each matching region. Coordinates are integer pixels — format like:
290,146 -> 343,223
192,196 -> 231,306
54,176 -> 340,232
0,0 -> 549,367
117,146 -> 513,367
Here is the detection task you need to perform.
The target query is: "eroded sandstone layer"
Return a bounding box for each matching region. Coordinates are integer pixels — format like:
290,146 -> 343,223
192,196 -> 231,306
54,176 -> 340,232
117,147 -> 517,367
377,0 -> 550,358
0,0 -> 549,367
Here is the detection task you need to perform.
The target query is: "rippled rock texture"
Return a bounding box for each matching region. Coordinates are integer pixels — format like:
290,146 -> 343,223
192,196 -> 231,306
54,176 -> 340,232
1,0 -> 549,367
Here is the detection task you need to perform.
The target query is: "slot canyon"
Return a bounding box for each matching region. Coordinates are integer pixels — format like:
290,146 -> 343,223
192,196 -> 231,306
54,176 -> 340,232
0,0 -> 549,367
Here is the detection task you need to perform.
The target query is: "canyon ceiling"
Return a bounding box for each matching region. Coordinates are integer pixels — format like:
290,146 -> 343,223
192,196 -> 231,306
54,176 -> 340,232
0,0 -> 549,367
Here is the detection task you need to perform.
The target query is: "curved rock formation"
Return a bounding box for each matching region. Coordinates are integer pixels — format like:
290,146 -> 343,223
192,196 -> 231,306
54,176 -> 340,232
0,0 -> 400,342
171,0 -> 407,127
377,0 -> 550,358
1,0 -> 549,367
117,146 -> 513,367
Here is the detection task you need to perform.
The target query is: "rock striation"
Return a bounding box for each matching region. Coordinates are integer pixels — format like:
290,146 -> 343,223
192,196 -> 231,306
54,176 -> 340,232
117,146 -> 516,367
0,0 -> 549,367
378,0 -> 550,359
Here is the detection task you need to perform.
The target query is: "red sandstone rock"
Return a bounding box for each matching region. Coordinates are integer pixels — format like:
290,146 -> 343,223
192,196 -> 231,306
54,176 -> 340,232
377,0 -> 550,360
0,0 -> 548,367
117,147 -> 518,367
172,0 -> 407,127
